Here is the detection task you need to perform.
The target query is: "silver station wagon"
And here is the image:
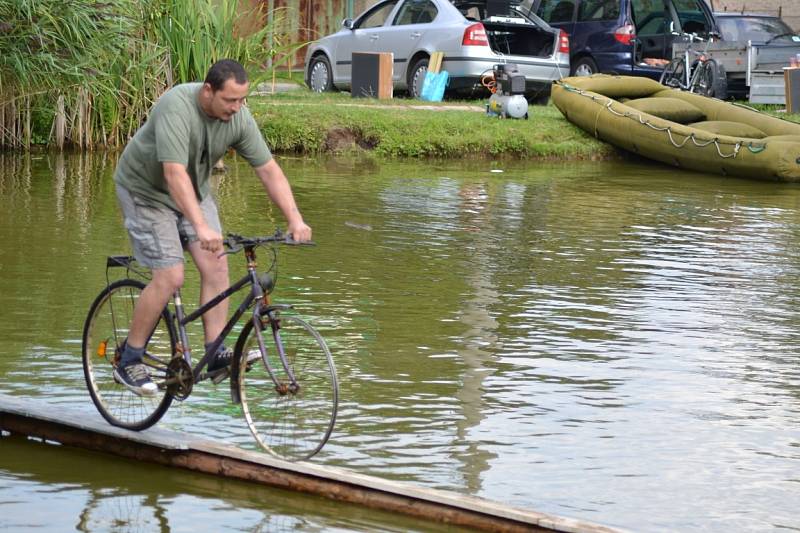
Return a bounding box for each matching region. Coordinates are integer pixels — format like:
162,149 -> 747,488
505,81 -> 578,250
304,0 -> 571,103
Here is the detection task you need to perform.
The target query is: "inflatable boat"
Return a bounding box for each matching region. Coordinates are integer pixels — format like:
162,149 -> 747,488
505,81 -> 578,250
551,75 -> 800,182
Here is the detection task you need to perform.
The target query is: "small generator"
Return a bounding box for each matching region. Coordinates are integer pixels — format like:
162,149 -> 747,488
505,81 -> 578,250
486,63 -> 528,119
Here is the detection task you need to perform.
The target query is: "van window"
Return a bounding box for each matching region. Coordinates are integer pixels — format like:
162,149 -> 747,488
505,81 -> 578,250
671,0 -> 708,34
536,0 -> 576,24
577,0 -> 620,22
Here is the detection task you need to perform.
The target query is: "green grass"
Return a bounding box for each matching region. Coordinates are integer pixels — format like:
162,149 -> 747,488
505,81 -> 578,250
249,89 -> 616,160
247,88 -> 800,160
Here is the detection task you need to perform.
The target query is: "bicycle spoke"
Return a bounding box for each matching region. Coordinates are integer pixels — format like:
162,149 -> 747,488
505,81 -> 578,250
82,279 -> 174,430
236,313 -> 338,461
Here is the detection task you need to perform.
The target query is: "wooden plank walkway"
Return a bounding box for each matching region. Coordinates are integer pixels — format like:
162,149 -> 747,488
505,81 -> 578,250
0,394 -> 624,533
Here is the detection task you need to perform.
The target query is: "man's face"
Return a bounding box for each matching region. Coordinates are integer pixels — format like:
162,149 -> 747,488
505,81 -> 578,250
204,79 -> 248,121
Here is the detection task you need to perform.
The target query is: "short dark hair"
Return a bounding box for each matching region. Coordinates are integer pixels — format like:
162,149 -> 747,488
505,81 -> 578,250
205,59 -> 248,91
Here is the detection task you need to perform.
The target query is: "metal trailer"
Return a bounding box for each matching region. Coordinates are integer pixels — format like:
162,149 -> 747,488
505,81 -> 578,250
672,39 -> 800,103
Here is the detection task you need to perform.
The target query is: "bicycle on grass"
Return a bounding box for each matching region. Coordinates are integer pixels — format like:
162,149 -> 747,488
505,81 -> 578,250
81,230 -> 338,461
659,30 -> 727,99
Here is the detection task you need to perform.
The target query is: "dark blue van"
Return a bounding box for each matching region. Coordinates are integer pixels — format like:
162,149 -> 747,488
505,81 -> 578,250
520,0 -> 717,79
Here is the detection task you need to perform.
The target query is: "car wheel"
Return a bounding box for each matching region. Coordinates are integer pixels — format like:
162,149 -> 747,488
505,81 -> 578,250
572,57 -> 598,77
307,55 -> 333,92
408,57 -> 429,99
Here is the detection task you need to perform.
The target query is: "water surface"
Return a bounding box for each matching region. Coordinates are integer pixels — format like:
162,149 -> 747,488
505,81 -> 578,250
1,152 -> 799,531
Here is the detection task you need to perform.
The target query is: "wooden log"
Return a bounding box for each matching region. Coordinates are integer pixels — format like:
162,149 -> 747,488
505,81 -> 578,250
0,394 -> 624,533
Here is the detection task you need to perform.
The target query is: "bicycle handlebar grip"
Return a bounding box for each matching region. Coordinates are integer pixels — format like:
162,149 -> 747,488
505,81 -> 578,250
283,235 -> 316,246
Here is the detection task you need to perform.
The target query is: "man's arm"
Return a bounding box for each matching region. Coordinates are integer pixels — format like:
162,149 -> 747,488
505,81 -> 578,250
253,159 -> 312,242
163,162 -> 223,252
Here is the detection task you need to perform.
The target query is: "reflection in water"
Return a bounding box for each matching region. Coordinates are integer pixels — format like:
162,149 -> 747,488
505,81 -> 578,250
1,154 -> 800,531
452,180 -> 500,494
0,434 -> 442,533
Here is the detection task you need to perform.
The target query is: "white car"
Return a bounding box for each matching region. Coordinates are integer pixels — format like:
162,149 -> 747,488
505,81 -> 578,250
304,0 -> 570,103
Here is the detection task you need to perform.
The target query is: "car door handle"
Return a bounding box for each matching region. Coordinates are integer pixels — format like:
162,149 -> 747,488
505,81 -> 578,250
410,32 -> 421,38
370,34 -> 379,40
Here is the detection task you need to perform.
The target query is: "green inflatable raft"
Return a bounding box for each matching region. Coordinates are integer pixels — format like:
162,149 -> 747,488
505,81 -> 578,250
551,75 -> 800,182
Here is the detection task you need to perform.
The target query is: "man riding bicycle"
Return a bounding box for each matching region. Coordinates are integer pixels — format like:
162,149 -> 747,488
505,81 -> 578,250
113,59 -> 311,396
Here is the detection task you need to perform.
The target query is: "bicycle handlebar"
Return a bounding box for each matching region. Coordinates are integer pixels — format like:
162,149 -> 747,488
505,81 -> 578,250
671,30 -> 705,42
222,230 -> 314,256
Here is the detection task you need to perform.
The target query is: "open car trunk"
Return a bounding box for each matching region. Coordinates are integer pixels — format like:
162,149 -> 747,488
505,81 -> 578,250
453,1 -> 556,57
482,21 -> 556,57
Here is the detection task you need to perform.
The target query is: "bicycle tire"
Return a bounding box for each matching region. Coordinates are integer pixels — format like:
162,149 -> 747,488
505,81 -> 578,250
82,279 -> 174,430
234,310 -> 338,461
699,59 -> 727,99
659,59 -> 686,89
691,60 -> 716,96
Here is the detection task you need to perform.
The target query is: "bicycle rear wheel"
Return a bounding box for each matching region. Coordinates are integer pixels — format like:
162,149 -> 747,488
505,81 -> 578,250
82,279 -> 174,430
659,59 -> 686,89
234,311 -> 338,461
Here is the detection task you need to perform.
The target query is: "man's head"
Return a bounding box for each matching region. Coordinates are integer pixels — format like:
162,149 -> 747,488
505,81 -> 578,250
199,59 -> 249,122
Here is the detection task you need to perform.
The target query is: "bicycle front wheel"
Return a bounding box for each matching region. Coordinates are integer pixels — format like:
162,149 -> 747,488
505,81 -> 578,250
659,59 -> 686,89
692,61 -> 715,96
693,59 -> 727,99
235,312 -> 338,461
82,279 -> 174,430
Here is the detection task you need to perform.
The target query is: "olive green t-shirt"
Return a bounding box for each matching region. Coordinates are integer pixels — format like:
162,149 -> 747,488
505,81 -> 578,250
114,82 -> 271,209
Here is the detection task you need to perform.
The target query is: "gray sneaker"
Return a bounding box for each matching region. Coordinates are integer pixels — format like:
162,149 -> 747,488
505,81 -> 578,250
114,362 -> 158,396
208,348 -> 261,384
208,347 -> 234,384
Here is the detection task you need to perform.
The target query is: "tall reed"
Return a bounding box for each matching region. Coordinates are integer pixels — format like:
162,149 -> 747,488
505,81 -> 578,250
149,1 -> 305,87
0,0 -> 303,150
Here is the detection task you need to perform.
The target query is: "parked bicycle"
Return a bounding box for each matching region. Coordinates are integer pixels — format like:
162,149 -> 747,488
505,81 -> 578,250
659,30 -> 727,99
81,230 -> 338,461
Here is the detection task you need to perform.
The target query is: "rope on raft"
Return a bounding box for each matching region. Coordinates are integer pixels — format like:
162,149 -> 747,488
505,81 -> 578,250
560,83 -> 769,159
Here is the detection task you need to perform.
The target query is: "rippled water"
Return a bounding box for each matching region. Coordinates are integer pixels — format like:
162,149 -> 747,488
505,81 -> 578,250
1,152 -> 799,531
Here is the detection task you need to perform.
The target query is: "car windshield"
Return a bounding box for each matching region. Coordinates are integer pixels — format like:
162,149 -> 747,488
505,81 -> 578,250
716,16 -> 799,43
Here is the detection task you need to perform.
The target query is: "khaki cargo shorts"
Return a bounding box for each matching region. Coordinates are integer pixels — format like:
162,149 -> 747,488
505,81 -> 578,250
115,184 -> 222,269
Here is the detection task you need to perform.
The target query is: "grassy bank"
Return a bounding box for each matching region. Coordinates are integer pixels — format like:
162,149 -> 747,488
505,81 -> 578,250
249,87 -> 800,160
248,89 -> 616,160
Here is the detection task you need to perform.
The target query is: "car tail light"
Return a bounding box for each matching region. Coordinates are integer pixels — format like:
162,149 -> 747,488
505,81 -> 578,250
558,30 -> 570,54
614,24 -> 636,45
462,23 -> 489,46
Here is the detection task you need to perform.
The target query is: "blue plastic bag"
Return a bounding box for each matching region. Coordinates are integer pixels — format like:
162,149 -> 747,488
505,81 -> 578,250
420,70 -> 449,102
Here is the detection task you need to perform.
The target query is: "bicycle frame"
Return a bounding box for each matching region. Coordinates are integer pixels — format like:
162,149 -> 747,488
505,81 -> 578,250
671,31 -> 714,91
168,247 -> 294,387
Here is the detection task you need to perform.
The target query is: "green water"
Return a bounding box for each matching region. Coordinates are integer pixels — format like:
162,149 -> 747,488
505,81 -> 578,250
1,152 -> 799,531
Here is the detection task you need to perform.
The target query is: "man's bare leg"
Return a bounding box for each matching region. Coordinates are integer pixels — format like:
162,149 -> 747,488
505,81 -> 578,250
116,263 -> 184,395
187,240 -> 230,346
126,264 -> 185,349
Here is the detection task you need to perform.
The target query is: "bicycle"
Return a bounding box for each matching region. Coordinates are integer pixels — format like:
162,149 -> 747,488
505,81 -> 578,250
81,230 -> 338,461
659,30 -> 727,99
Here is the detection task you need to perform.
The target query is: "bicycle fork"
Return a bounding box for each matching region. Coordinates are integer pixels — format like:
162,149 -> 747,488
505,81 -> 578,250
240,251 -> 300,397
251,304 -> 300,394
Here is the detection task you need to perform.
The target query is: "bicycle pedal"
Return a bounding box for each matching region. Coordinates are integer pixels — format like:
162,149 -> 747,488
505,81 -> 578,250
211,368 -> 230,385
